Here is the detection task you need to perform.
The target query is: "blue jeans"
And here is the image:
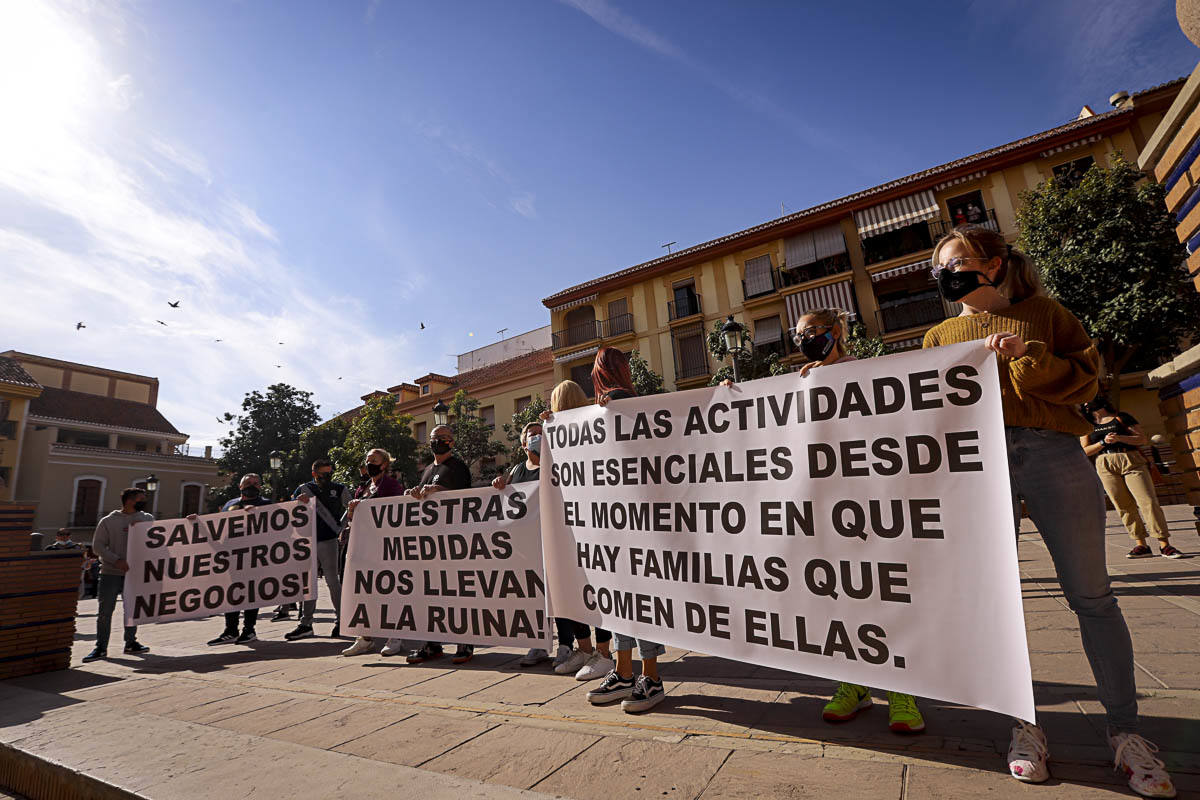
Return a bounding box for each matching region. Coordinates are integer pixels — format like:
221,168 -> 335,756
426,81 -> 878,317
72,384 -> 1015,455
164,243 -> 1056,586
96,573 -> 137,652
614,633 -> 665,660
1006,426 -> 1138,732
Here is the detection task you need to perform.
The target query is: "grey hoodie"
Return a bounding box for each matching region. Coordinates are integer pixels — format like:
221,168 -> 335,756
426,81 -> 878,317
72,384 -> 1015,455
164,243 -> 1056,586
92,509 -> 155,576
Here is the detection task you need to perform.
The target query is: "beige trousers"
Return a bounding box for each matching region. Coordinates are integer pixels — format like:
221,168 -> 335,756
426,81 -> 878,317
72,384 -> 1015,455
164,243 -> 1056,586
1095,452 -> 1169,543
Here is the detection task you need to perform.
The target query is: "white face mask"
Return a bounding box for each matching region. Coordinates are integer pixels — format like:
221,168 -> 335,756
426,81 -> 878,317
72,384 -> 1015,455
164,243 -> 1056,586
526,434 -> 542,453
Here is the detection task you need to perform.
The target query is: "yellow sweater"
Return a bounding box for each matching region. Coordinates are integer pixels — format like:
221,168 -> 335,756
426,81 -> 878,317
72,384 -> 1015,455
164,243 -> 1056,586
923,295 -> 1099,435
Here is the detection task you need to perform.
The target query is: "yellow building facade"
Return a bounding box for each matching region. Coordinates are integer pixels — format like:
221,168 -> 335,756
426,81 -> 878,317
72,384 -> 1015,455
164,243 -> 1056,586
0,356 -> 42,503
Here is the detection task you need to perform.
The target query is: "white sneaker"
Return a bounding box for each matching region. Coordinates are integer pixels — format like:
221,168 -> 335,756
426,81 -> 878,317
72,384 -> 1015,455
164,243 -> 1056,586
1109,732 -> 1176,798
574,650 -> 615,681
342,636 -> 374,657
380,638 -> 406,656
554,648 -> 589,675
551,644 -> 572,669
519,648 -> 550,667
1007,722 -> 1049,783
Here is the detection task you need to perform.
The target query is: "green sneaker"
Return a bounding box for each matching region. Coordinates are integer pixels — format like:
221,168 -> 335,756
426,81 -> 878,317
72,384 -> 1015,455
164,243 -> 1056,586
822,682 -> 871,722
887,691 -> 925,734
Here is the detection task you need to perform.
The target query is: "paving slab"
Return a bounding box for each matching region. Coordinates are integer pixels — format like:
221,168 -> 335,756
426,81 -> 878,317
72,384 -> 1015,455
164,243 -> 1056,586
333,712 -> 496,767
265,701 -> 415,749
530,736 -> 731,799
904,763 -> 1132,798
697,749 -> 901,799
209,696 -> 353,736
421,723 -> 602,789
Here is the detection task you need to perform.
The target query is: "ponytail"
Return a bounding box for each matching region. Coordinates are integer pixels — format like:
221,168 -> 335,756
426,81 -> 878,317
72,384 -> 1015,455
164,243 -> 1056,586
932,225 -> 1044,303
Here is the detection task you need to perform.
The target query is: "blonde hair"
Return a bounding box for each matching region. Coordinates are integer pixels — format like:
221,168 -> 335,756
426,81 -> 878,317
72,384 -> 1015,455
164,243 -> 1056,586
550,380 -> 589,412
931,225 -> 1044,303
797,307 -> 851,359
364,448 -> 392,466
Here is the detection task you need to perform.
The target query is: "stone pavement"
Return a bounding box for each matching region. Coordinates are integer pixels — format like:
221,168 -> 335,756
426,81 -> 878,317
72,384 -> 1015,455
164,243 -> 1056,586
2,506 -> 1199,799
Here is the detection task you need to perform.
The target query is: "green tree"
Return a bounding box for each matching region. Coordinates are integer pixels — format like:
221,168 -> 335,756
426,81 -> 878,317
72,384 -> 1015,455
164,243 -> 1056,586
706,319 -> 789,386
1017,154 -> 1200,406
502,395 -> 548,464
447,389 -> 506,485
213,383 -> 321,509
845,321 -> 886,360
629,349 -> 666,395
288,415 -> 351,489
328,394 -> 419,487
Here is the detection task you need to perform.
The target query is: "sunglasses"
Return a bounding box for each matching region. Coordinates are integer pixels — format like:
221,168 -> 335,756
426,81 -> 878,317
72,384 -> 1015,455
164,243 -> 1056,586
931,256 -> 991,275
790,324 -> 830,348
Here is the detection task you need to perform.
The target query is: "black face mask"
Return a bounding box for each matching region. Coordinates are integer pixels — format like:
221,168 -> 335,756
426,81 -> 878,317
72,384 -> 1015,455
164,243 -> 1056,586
133,500 -> 148,512
315,473 -> 332,486
430,440 -> 451,455
800,331 -> 836,362
366,463 -> 383,477
937,268 -> 996,303
241,486 -> 260,498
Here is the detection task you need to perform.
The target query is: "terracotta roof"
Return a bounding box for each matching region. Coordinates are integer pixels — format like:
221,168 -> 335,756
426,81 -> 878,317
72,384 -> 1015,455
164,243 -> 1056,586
0,356 -> 39,389
450,348 -> 552,393
387,383 -> 420,393
541,77 -> 1186,306
415,373 -> 456,384
29,386 -> 182,436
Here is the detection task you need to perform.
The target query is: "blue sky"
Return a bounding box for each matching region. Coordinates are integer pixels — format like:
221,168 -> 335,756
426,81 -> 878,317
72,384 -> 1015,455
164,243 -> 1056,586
1,0 -> 1196,449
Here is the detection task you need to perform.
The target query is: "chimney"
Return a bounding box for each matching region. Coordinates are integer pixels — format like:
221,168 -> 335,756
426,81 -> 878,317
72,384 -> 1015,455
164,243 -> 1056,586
204,445 -> 213,459
1109,91 -> 1133,109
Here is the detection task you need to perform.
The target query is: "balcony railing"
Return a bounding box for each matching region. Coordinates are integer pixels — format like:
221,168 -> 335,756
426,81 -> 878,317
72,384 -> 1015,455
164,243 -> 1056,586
863,209 -> 1001,266
929,208 -> 1000,241
668,294 -> 703,321
672,323 -> 710,380
876,295 -> 950,333
602,313 -> 634,337
551,314 -> 636,349
0,420 -> 16,439
779,253 -> 853,286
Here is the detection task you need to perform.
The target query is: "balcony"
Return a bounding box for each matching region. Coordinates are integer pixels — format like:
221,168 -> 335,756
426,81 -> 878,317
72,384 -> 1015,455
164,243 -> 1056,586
876,295 -> 950,333
929,208 -> 1000,241
551,313 -> 636,350
779,253 -> 853,286
863,209 -> 1000,266
602,313 -> 634,338
672,322 -> 710,381
668,294 -> 703,321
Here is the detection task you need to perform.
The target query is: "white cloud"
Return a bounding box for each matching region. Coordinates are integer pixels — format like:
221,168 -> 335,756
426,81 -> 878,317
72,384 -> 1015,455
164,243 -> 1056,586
106,73 -> 135,111
150,137 -> 213,185
509,191 -> 537,219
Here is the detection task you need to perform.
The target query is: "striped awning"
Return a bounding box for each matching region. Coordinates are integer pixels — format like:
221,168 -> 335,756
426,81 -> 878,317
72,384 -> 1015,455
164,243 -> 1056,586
1039,134 -> 1100,159
784,279 -> 858,329
854,190 -> 940,239
549,294 -> 598,313
871,259 -> 932,283
934,171 -> 987,192
553,345 -> 598,364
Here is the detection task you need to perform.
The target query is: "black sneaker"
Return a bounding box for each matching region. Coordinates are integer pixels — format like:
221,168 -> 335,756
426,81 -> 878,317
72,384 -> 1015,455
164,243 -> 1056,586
586,670 -> 636,705
622,675 -> 666,713
123,641 -> 150,654
270,608 -> 291,622
208,631 -> 239,646
406,643 -> 443,663
284,624 -> 314,641
451,644 -> 474,664
1160,544 -> 1186,559
82,648 -> 106,663
236,629 -> 257,644
1126,545 -> 1153,559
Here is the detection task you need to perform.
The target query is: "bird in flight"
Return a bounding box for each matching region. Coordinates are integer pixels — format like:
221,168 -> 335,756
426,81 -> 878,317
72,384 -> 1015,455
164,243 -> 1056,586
214,339 -> 222,342
278,342 -> 285,345
75,322 -> 85,330
420,322 -> 425,330
167,300 -> 181,308
275,365 -> 282,368
155,320 -> 168,326
337,377 -> 343,380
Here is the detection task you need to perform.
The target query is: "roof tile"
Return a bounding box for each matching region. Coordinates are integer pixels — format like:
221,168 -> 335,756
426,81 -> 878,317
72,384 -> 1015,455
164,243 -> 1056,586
29,386 -> 181,435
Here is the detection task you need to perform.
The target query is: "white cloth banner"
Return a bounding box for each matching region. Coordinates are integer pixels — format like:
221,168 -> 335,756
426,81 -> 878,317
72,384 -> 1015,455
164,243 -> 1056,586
342,484 -> 552,649
540,342 -> 1035,722
125,501 -> 317,626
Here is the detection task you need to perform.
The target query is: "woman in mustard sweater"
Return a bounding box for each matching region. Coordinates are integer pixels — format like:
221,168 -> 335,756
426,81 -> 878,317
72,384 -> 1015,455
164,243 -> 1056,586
923,225 -> 1175,799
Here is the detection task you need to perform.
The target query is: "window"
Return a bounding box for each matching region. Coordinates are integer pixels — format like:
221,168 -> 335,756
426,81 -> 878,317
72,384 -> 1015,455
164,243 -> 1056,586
569,363 -> 595,397
742,255 -> 775,299
421,384 -> 430,395
72,477 -> 104,527
946,190 -> 988,227
514,396 -> 532,414
861,220 -> 935,265
606,298 -> 632,336
783,224 -> 850,282
0,399 -> 9,420
672,322 -> 709,380
180,484 -> 203,516
413,421 -> 427,442
752,315 -> 785,356
480,405 -> 495,429
57,429 -> 108,448
670,280 -> 700,320
1052,156 -> 1095,186
564,306 -> 599,345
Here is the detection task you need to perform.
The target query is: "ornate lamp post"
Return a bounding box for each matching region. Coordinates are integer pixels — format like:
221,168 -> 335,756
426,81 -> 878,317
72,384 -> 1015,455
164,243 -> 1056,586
721,315 -> 746,383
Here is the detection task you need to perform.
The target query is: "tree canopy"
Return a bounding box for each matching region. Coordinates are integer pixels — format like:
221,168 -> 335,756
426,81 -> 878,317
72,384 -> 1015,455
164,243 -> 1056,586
629,349 -> 665,395
327,394 -> 418,487
447,389 -> 506,485
706,319 -> 789,385
502,395 -> 548,465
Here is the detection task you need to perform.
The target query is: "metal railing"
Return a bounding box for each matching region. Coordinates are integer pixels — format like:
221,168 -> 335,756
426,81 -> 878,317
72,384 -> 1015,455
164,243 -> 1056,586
778,254 -> 853,286
668,294 -> 703,321
602,313 -> 634,337
929,208 -> 1000,240
551,320 -> 602,349
876,295 -> 950,333
863,209 -> 1001,266
672,324 -> 710,380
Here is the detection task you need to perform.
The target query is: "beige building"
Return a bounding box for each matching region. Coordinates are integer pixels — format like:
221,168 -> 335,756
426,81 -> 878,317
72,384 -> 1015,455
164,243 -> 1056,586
2,351 -> 219,534
0,356 -> 42,503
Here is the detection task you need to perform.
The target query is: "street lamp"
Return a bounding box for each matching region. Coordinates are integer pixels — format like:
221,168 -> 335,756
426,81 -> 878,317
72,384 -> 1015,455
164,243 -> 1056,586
144,473 -> 159,493
268,450 -> 284,471
721,315 -> 745,383
432,399 -> 449,427
267,450 -> 285,501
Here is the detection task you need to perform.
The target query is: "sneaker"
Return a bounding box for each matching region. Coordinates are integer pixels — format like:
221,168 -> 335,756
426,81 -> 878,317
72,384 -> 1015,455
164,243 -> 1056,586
1127,545 -> 1153,558
270,607 -> 291,622
574,650 -> 615,681
519,648 -> 550,667
123,641 -> 149,655
551,644 -> 573,669
236,629 -> 257,644
1007,722 -> 1050,783
822,682 -> 872,722
1159,545 -> 1185,559
284,624 -> 314,641
586,670 -> 636,705
621,675 -> 666,713
342,636 -> 374,657
886,691 -> 925,734
1109,732 -> 1176,798
555,648 -> 590,676
451,645 -> 474,664
82,648 -> 106,663
381,638 -> 407,657
406,643 -> 443,664
207,631 -> 239,646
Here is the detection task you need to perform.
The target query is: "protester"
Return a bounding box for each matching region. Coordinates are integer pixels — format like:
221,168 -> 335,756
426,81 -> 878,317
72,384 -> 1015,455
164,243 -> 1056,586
82,488 -> 152,662
402,426 -> 475,664
81,546 -> 100,599
1081,397 -> 1183,559
205,474 -> 273,646
539,380 -> 616,680
495,421 -> 549,666
924,225 -> 1175,798
341,449 -> 407,657
44,528 -> 82,550
285,458 -> 353,641
579,348 -> 666,712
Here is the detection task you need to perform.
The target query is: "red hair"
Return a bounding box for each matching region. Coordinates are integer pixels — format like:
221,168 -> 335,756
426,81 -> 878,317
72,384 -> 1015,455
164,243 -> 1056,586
591,347 -> 634,399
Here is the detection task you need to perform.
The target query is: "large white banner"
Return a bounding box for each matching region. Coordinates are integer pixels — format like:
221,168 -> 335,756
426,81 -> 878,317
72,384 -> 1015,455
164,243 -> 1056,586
540,342 -> 1034,722
342,484 -> 552,649
125,501 -> 317,625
